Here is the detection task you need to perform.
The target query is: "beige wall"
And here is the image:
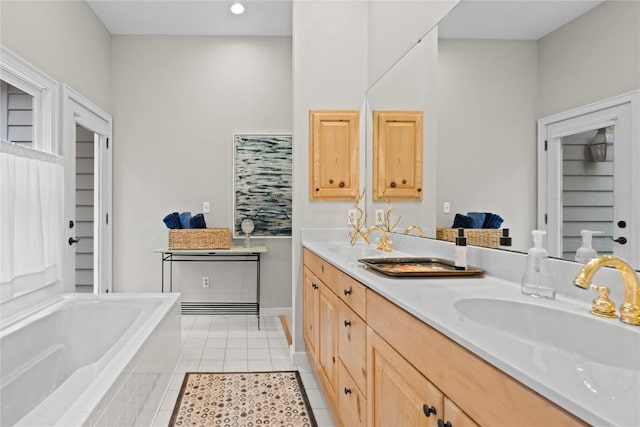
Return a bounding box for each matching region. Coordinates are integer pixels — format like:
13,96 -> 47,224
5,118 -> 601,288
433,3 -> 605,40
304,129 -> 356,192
0,0 -> 111,113
110,36 -> 293,308
538,0 -> 640,117
437,40 -> 539,251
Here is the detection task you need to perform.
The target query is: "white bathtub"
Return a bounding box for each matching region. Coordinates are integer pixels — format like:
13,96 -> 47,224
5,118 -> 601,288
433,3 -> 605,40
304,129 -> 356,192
0,293 -> 181,426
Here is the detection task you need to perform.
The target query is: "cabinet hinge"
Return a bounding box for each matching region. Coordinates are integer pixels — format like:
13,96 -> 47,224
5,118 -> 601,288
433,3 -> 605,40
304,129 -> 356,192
544,140 -> 547,151
106,213 -> 109,225
106,138 -> 109,149
544,213 -> 548,224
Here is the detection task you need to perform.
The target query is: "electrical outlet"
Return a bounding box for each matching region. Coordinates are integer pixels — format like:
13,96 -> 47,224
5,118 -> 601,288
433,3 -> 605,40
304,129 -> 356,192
443,202 -> 451,214
375,209 -> 384,225
347,209 -> 357,225
203,202 -> 210,213
202,276 -> 210,288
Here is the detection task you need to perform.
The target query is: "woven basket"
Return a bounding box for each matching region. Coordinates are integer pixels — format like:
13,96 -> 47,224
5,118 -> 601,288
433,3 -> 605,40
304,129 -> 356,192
436,228 -> 501,249
168,228 -> 231,250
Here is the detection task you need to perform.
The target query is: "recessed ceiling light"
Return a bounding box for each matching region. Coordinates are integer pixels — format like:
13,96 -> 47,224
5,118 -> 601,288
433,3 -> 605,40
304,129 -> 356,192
230,2 -> 245,15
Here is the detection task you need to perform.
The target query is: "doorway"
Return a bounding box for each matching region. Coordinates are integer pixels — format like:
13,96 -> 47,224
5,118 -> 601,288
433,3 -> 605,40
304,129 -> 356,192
538,91 -> 639,267
62,85 -> 112,293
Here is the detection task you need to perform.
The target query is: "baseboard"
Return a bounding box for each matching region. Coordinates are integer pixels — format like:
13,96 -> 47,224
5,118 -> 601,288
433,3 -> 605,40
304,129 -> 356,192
260,307 -> 292,317
292,351 -> 312,371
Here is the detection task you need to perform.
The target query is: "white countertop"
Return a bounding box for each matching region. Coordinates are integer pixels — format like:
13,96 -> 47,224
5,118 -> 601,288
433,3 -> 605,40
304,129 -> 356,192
302,238 -> 640,427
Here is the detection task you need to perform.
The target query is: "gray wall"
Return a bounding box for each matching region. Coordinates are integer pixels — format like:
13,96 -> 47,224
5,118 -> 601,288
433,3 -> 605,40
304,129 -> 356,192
110,36 -> 293,309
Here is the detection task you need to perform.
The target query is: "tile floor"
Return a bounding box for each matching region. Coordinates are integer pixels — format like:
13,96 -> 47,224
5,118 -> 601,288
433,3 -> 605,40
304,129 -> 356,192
151,315 -> 336,427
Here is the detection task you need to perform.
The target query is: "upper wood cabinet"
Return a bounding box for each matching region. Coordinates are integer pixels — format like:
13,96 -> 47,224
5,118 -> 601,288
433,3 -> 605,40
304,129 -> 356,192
309,110 -> 360,200
373,110 -> 423,200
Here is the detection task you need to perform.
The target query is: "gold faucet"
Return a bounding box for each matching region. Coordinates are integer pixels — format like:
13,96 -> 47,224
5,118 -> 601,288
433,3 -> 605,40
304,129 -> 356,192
573,255 -> 640,325
366,225 -> 392,252
404,225 -> 425,237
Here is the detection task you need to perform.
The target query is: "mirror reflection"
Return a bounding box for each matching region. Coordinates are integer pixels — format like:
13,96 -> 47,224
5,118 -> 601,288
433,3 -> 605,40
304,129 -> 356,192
365,0 -> 640,268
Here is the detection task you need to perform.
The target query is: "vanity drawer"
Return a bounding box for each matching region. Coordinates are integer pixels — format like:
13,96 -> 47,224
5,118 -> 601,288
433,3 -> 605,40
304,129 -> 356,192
338,300 -> 367,394
337,271 -> 367,319
338,361 -> 367,427
303,248 -> 338,294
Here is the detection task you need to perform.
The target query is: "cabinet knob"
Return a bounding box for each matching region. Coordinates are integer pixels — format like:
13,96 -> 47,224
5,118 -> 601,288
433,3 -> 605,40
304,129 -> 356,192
402,179 -> 407,184
390,181 -> 397,188
422,404 -> 437,417
312,283 -> 318,290
437,420 -> 452,427
339,181 -> 345,188
417,188 -> 422,192
315,188 -> 319,192
344,388 -> 352,395
344,287 -> 352,296
344,320 -> 351,327
329,179 -> 334,184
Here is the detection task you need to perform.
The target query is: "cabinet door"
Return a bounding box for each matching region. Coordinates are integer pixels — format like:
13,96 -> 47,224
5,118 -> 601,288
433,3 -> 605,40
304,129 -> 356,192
443,397 -> 480,427
303,268 -> 319,362
318,282 -> 339,398
338,300 -> 367,394
368,328 -> 443,427
373,110 -> 423,200
309,110 -> 359,200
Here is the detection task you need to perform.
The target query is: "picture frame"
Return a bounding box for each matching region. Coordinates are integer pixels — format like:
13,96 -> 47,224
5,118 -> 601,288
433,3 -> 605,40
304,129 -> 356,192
233,133 -> 292,238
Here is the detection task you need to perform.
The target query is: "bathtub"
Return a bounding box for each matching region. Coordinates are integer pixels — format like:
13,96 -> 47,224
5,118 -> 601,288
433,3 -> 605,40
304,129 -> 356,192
0,293 -> 181,426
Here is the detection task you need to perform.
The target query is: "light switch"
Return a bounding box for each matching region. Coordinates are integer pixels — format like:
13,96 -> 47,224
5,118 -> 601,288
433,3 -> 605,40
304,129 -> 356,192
203,202 -> 210,213
444,202 -> 451,214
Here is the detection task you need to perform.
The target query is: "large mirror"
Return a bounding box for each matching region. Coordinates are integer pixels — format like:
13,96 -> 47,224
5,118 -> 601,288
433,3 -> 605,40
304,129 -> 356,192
365,0 -> 640,268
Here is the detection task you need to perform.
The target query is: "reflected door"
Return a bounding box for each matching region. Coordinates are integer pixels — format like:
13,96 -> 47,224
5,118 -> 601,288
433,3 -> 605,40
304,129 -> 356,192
540,96 -> 637,266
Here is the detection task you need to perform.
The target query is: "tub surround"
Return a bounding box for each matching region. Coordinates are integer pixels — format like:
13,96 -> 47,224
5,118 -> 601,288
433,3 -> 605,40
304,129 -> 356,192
301,228 -> 640,426
0,293 -> 181,426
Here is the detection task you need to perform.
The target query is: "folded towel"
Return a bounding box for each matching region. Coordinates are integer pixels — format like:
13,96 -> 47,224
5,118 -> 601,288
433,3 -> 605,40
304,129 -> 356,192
452,213 -> 473,229
466,212 -> 486,229
190,213 -> 207,229
482,213 -> 504,229
163,212 -> 182,229
179,212 -> 192,229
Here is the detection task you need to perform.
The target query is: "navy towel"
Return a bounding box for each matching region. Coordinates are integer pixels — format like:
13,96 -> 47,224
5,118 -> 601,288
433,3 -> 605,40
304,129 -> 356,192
179,212 -> 192,229
162,212 -> 182,229
452,213 -> 474,229
482,213 -> 504,229
466,212 -> 486,229
190,213 -> 207,229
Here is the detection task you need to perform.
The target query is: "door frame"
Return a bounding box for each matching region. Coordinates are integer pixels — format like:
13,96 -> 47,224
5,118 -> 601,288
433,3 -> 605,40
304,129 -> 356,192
537,90 -> 639,265
62,84 -> 112,293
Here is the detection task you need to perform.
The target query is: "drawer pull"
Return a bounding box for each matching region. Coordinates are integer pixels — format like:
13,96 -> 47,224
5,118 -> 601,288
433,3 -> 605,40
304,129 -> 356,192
344,287 -> 353,296
344,388 -> 352,395
344,320 -> 351,327
312,283 -> 318,290
423,404 -> 437,417
329,179 -> 334,184
339,181 -> 345,188
437,420 -> 452,427
390,181 -> 397,188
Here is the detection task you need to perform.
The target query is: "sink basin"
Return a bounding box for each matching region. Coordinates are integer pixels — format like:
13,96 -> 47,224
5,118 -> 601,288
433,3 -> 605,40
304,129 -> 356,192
454,298 -> 640,371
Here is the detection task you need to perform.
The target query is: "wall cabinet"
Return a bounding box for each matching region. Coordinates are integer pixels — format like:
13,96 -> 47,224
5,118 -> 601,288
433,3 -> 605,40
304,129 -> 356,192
309,110 -> 360,200
373,110 -> 423,200
303,248 -> 586,427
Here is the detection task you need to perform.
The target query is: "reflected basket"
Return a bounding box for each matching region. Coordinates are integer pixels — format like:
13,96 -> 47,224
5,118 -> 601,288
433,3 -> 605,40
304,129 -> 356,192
436,228 -> 501,249
168,228 -> 231,250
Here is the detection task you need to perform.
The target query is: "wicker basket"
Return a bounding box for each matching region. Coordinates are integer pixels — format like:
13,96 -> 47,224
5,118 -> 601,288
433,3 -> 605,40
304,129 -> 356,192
168,228 -> 231,250
436,227 -> 501,249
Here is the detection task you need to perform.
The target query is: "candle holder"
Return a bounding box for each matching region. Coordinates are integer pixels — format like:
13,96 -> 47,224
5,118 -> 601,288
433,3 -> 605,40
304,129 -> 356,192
241,219 -> 255,248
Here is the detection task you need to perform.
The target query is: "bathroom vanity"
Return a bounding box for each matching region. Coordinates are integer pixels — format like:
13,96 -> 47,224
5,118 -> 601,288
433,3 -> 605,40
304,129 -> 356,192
301,231 -> 640,427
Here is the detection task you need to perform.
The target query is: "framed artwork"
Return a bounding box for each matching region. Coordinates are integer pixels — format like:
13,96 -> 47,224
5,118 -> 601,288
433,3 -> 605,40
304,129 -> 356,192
233,133 -> 292,238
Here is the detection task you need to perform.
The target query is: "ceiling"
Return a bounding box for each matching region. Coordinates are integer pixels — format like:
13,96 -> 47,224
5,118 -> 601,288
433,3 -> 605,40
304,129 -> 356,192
87,0 -> 293,36
439,0 -> 605,40
87,0 -> 604,39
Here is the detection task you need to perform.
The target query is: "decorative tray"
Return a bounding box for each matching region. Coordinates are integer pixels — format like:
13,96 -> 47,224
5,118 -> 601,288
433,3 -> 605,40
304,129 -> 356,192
357,257 -> 485,277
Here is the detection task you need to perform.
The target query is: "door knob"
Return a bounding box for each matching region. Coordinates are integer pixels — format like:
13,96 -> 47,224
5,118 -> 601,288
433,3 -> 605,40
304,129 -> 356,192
68,237 -> 81,245
618,220 -> 627,228
612,236 -> 627,245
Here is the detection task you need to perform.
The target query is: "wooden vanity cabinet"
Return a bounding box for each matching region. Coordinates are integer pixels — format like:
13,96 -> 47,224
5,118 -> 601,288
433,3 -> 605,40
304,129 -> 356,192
373,110 -> 423,200
309,110 -> 360,200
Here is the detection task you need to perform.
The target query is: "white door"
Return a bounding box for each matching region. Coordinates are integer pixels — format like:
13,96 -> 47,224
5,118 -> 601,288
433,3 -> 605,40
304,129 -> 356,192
538,92 -> 639,267
62,85 -> 112,293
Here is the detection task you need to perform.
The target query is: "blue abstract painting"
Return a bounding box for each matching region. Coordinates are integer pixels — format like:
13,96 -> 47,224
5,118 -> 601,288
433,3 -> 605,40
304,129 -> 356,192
233,134 -> 292,238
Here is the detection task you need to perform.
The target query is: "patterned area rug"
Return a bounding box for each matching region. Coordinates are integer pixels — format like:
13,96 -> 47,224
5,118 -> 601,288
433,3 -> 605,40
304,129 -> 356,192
169,371 -> 317,427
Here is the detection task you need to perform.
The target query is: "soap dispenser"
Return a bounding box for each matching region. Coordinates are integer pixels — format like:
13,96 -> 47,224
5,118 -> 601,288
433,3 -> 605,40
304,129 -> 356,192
521,230 -> 556,299
454,228 -> 467,270
575,229 -> 604,263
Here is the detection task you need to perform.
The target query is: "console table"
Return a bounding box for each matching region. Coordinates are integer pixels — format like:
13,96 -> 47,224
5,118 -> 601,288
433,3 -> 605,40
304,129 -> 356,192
155,246 -> 268,328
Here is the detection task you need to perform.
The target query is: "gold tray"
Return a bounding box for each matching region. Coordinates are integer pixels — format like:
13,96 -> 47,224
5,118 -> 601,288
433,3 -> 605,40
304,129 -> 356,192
358,257 -> 485,277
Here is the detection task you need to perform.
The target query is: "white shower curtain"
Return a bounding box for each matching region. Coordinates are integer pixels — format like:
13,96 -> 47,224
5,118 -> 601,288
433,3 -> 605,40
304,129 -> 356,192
0,140 -> 64,302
